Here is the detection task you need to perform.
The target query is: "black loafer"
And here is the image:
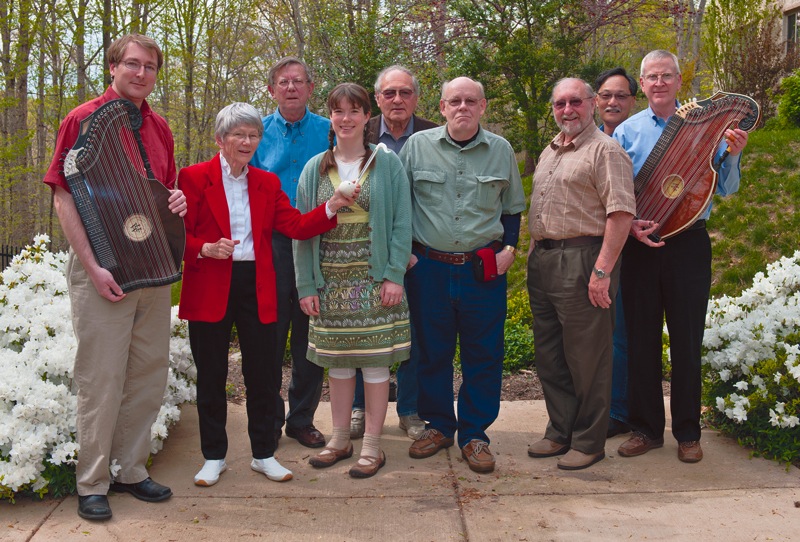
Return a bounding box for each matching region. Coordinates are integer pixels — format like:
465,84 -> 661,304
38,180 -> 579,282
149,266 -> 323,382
110,477 -> 172,502
78,495 -> 112,520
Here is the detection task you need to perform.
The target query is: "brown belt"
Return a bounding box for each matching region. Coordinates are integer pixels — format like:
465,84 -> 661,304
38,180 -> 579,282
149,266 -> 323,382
412,241 -> 503,265
535,236 -> 603,250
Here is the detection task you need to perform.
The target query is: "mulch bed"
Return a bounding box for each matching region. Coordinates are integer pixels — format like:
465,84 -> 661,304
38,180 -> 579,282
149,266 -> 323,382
225,353 -> 670,404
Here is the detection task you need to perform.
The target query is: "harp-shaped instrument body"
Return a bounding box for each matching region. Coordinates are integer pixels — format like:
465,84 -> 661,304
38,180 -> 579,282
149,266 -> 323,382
62,99 -> 185,293
634,92 -> 760,241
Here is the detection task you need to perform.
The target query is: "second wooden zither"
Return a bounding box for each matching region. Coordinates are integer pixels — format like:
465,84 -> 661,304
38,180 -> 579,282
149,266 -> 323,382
633,92 -> 760,241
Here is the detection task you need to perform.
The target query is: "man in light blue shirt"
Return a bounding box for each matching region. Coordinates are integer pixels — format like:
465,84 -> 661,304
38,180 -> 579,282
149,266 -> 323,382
612,50 -> 749,464
251,57 -> 330,449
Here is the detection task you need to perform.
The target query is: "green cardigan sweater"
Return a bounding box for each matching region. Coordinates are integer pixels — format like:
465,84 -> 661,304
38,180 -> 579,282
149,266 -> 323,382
294,145 -> 412,299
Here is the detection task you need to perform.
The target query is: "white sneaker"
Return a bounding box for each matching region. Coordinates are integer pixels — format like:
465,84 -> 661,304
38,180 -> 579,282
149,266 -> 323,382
194,459 -> 227,486
251,457 -> 293,482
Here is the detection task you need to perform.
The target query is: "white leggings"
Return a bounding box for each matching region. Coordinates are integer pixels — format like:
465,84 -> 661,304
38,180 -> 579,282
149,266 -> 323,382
328,367 -> 390,383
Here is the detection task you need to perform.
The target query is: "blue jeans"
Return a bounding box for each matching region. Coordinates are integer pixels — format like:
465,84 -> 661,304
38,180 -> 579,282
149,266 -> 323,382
611,287 -> 629,423
405,251 -> 506,448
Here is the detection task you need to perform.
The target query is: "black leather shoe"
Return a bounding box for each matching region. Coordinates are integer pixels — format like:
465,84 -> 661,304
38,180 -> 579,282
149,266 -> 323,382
78,495 -> 112,520
110,477 -> 172,502
285,424 -> 325,448
607,418 -> 632,438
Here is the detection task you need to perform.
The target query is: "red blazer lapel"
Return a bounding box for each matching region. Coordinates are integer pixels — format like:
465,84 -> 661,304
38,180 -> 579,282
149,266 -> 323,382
205,154 -> 232,239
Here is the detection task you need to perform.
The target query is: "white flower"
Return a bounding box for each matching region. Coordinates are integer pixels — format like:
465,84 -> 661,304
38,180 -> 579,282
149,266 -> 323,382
1,236 -> 195,497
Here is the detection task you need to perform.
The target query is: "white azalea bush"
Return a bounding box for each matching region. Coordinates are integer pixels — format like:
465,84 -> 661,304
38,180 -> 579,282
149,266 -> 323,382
0,235 -> 195,501
703,251 -> 800,465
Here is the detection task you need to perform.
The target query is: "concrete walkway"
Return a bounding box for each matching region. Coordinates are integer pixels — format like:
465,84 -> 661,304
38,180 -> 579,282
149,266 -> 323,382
3,400 -> 799,541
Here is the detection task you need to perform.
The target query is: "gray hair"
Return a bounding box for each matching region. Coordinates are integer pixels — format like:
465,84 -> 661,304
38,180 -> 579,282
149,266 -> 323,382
214,102 -> 263,139
640,50 -> 681,77
551,78 -> 595,101
268,56 -> 312,86
374,65 -> 421,96
440,77 -> 485,100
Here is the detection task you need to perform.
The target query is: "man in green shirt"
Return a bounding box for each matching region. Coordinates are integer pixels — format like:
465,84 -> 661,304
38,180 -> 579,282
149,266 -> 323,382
399,77 -> 526,473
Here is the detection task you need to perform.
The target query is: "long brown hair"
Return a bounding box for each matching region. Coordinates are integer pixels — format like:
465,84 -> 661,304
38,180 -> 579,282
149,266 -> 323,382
319,83 -> 374,175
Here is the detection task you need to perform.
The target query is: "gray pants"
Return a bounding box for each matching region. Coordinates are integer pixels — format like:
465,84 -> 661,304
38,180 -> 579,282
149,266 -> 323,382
526,243 -> 618,454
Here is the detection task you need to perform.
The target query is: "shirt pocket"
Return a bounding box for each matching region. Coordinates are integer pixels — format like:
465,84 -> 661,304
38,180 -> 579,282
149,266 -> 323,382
476,176 -> 508,211
412,170 -> 446,206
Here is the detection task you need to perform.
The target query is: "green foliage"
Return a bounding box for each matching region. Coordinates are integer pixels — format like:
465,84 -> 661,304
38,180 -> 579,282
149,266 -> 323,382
503,290 -> 534,374
703,343 -> 800,468
776,70 -> 800,128
702,0 -> 793,121
708,127 -> 800,298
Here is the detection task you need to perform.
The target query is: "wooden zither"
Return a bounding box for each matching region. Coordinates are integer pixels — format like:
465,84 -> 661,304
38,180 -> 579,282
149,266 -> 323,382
63,99 -> 185,292
633,92 -> 760,241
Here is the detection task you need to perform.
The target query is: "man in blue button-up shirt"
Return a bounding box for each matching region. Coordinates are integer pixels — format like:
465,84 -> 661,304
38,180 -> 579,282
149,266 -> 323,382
612,50 -> 749,464
251,57 -> 331,449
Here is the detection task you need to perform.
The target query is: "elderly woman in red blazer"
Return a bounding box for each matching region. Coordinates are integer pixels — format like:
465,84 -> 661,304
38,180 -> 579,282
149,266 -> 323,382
178,102 -> 357,487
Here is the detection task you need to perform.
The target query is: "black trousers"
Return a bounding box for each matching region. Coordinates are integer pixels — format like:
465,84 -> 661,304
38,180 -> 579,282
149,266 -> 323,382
190,262 -> 278,459
622,226 -> 711,443
272,232 -> 323,430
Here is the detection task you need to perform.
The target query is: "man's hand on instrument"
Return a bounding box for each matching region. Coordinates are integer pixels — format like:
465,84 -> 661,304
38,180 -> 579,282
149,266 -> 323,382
88,266 -> 126,302
630,219 -> 666,248
725,128 -> 748,156
202,238 -> 240,259
168,189 -> 188,217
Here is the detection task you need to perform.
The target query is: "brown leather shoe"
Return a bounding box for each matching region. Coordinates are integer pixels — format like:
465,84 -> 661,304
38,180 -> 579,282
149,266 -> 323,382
618,431 -> 664,457
308,443 -> 354,468
557,449 -> 605,470
528,438 -> 570,458
409,428 -> 454,459
461,440 -> 495,473
678,440 -> 703,463
348,451 -> 386,478
285,424 -> 325,448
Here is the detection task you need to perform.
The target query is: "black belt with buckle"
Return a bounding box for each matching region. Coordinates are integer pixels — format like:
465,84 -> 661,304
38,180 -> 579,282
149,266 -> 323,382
535,236 -> 603,250
412,241 -> 503,265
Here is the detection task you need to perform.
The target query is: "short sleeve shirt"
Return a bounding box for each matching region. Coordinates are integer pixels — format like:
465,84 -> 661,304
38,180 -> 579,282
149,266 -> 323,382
529,122 -> 635,241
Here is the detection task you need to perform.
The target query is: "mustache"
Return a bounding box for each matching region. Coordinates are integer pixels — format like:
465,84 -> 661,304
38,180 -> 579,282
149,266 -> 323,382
604,106 -> 622,113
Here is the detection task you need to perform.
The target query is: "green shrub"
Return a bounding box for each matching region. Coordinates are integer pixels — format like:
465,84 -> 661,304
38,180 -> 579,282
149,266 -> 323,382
776,69 -> 800,127
504,289 -> 534,373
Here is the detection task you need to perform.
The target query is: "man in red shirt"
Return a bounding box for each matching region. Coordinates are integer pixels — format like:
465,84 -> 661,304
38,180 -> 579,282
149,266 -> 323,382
43,34 -> 186,521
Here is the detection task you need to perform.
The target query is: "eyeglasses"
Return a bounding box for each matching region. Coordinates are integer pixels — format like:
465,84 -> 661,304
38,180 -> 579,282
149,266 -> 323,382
276,79 -> 308,89
597,92 -> 633,101
381,89 -> 414,100
227,132 -> 261,142
444,97 -> 480,108
552,97 -> 593,110
120,60 -> 158,75
643,72 -> 676,83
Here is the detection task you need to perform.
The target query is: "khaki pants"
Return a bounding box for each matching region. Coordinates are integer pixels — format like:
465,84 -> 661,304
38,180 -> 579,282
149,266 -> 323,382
67,251 -> 171,495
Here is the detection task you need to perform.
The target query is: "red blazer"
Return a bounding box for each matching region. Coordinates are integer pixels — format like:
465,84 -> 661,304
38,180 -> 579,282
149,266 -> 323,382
178,153 -> 336,323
